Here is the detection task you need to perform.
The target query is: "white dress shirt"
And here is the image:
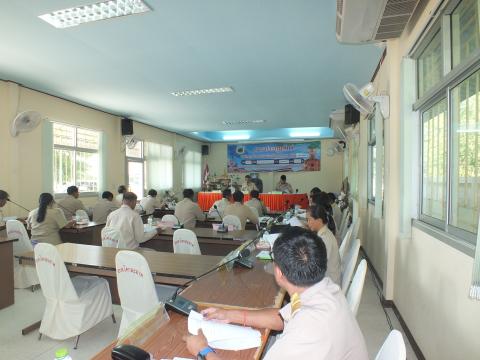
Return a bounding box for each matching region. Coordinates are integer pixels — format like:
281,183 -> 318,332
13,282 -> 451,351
208,198 -> 231,220
140,195 -> 163,215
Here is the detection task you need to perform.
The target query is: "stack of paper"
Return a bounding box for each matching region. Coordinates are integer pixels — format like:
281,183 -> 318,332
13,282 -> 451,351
188,311 -> 261,351
262,233 -> 280,248
287,216 -> 304,227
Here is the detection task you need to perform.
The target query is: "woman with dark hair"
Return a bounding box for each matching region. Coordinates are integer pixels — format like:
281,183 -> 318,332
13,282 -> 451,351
311,192 -> 336,235
27,193 -> 75,245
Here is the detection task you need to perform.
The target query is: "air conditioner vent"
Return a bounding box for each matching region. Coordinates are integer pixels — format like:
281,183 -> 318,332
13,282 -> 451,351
379,14 -> 411,26
337,0 -> 344,15
383,0 -> 418,17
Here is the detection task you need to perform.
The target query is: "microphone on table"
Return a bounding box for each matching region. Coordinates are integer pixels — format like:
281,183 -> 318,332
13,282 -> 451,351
295,188 -> 298,194
213,205 -> 228,233
7,199 -> 30,213
172,216 -> 183,229
165,247 -> 253,316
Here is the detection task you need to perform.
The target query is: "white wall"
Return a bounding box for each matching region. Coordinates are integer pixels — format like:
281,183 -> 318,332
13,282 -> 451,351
206,140 -> 344,194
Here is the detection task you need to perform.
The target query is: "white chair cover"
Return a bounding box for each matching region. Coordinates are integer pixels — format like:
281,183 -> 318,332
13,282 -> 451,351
173,229 -> 201,255
115,251 -> 175,337
34,243 -> 113,340
341,238 -> 361,294
351,217 -> 361,244
222,215 -> 241,230
346,259 -> 368,316
375,330 -> 407,360
101,226 -> 123,248
339,226 -> 354,262
162,214 -> 179,227
75,209 -> 89,221
6,219 -> 39,288
338,209 -> 351,242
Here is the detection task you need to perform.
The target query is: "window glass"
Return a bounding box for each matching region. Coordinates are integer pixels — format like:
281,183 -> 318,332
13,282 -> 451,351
126,141 -> 143,158
418,30 -> 443,98
53,123 -> 75,147
128,161 -> 144,199
452,0 -> 480,67
450,69 -> 480,233
53,149 -> 74,194
421,99 -> 448,220
145,142 -> 173,190
184,151 -> 202,189
77,128 -> 100,150
75,151 -> 99,192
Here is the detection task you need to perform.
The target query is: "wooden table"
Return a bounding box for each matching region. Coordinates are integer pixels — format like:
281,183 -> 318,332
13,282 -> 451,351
197,218 -> 259,231
60,221 -> 104,246
0,236 -> 18,310
143,228 -> 259,256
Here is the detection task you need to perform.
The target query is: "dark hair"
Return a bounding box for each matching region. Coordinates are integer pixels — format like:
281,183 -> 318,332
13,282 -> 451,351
232,191 -> 244,203
183,189 -> 194,199
123,192 -> 137,202
310,187 -> 321,197
102,191 -> 113,200
250,190 -> 260,199
245,175 -> 251,179
37,193 -> 54,223
280,175 -> 286,181
311,193 -> 336,234
308,204 -> 328,224
0,190 -> 9,200
67,186 -> 78,195
148,189 -> 157,197
272,227 -> 327,287
222,188 -> 232,199
327,192 -> 336,204
118,185 -> 127,194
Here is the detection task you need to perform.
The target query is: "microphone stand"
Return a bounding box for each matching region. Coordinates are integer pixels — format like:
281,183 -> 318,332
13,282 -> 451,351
214,205 -> 228,233
7,199 -> 30,213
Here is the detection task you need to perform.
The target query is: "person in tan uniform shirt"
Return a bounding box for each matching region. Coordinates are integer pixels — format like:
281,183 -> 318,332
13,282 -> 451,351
223,191 -> 259,230
245,190 -> 267,217
275,174 -> 294,194
27,193 -> 75,245
307,204 -> 341,285
92,191 -> 120,223
57,185 -> 89,220
174,189 -> 205,230
241,175 -> 258,193
184,227 -> 368,360
140,189 -> 165,215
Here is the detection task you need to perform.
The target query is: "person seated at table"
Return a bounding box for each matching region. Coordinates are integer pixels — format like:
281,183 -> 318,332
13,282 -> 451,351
245,190 -> 267,217
0,189 -> 8,208
27,193 -> 75,245
311,192 -> 336,235
57,185 -> 89,220
92,191 -> 119,223
309,186 -> 322,205
250,174 -> 263,193
208,188 -> 232,220
175,189 -> 205,230
241,175 -> 258,193
275,175 -> 294,194
140,189 -> 165,215
106,192 -> 159,249
306,204 -> 341,285
184,227 -> 368,360
224,191 -> 259,230
116,185 -> 127,204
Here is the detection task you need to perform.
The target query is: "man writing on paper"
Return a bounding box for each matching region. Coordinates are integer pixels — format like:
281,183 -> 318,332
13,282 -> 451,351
184,227 -> 368,360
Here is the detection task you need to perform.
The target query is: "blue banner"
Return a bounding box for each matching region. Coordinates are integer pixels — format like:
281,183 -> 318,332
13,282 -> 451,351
227,142 -> 321,173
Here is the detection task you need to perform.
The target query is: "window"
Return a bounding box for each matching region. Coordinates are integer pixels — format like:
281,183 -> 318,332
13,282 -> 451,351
452,0 -> 480,67
126,141 -> 144,199
367,114 -> 377,202
184,151 -> 201,189
418,30 -> 443,98
145,142 -> 173,190
53,123 -> 100,194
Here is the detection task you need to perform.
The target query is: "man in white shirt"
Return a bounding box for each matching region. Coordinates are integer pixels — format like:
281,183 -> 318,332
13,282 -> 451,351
223,191 -> 259,230
57,185 -> 89,220
275,175 -> 294,194
106,192 -> 159,249
174,189 -> 205,230
208,189 -> 232,220
241,175 -> 258,193
245,190 -> 267,217
92,191 -> 119,223
140,189 -> 164,215
184,227 -> 368,360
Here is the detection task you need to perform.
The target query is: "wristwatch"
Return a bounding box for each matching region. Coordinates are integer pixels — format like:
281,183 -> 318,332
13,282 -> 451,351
197,346 -> 215,360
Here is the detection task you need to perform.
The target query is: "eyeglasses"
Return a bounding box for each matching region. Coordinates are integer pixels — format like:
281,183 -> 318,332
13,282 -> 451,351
269,250 -> 275,261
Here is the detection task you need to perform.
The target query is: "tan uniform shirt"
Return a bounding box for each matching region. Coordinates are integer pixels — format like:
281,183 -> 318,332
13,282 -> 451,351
27,207 -> 68,245
241,181 -> 258,193
57,195 -> 88,220
245,198 -> 266,217
223,202 -> 259,230
106,205 -> 157,249
208,198 -> 230,220
264,278 -> 368,360
174,198 -> 205,230
318,225 -> 342,285
92,198 -> 120,223
275,181 -> 294,194
140,195 -> 163,215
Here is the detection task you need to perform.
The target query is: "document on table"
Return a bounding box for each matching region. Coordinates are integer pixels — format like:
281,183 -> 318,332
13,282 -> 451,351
188,310 -> 261,351
262,233 -> 280,247
287,216 -> 304,227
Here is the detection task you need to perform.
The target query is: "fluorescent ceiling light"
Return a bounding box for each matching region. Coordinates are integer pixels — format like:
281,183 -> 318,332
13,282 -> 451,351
38,0 -> 151,29
289,131 -> 321,137
171,86 -> 234,97
222,119 -> 266,125
222,134 -> 250,141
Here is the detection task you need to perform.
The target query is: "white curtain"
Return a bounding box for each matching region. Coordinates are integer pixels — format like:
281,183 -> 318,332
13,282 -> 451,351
42,121 -> 54,194
98,131 -> 107,192
184,151 -> 201,189
145,142 -> 173,190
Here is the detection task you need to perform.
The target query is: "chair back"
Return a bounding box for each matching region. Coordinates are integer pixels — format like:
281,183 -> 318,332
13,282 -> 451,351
375,330 -> 407,360
34,243 -> 78,301
222,215 -> 241,230
351,217 -> 361,244
341,238 -> 361,293
338,209 -> 350,240
6,219 -> 33,255
75,209 -> 89,221
173,229 -> 201,255
346,259 -> 368,316
101,226 -> 122,248
339,226 -> 354,261
248,206 -> 259,218
161,214 -> 179,227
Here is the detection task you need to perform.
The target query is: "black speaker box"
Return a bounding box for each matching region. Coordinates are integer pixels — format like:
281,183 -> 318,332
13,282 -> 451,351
344,104 -> 360,125
201,145 -> 209,155
121,118 -> 134,136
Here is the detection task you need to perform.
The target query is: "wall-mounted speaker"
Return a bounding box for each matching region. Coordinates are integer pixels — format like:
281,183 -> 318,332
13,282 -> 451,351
344,104 -> 360,125
201,145 -> 209,156
121,118 -> 133,136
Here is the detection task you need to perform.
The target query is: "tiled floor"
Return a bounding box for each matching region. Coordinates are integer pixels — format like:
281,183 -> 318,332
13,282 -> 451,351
0,269 -> 418,360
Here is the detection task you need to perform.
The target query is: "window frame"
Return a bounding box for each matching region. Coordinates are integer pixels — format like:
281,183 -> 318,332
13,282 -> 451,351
53,122 -> 101,197
367,112 -> 376,204
125,140 -> 145,199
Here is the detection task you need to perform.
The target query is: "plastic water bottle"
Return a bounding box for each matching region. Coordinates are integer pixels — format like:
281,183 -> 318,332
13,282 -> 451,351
148,215 -> 153,226
54,348 -> 72,360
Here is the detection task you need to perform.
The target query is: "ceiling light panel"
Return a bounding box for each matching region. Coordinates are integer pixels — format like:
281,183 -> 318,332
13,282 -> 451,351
38,0 -> 151,29
171,86 -> 234,97
289,131 -> 321,137
222,134 -> 250,141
